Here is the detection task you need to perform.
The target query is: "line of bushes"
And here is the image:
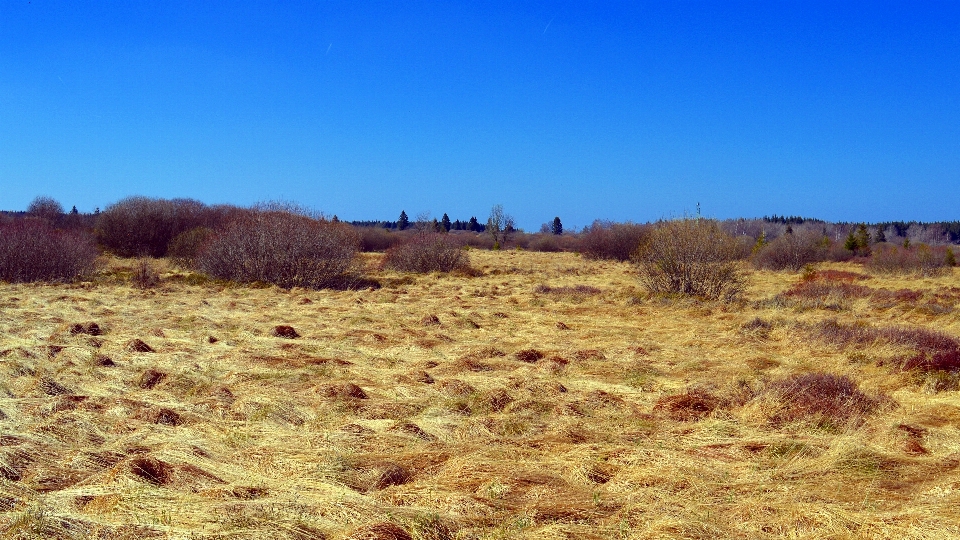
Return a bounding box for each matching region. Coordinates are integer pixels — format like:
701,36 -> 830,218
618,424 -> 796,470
0,219 -> 98,282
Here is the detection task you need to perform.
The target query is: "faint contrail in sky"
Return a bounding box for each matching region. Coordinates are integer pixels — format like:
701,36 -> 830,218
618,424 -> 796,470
326,43 -> 332,55
543,17 -> 555,34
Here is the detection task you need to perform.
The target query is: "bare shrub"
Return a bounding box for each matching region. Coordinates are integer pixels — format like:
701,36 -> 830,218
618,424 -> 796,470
167,227 -> 213,267
96,197 -> 231,257
27,196 -> 64,223
867,243 -> 950,276
382,233 -> 469,273
635,219 -> 744,300
0,219 -> 98,283
458,232 -> 496,250
195,210 -> 360,289
358,226 -> 402,252
579,221 -> 649,261
753,230 -> 827,271
132,258 -> 160,289
764,373 -> 882,426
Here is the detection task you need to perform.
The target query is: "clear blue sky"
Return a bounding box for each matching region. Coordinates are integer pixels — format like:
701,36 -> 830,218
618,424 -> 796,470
1,1 -> 958,230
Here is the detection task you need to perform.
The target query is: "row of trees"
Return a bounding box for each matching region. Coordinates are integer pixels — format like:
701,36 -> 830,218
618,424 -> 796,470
1,195 -> 955,294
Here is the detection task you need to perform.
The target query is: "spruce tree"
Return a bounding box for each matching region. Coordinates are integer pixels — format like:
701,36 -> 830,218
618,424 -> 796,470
552,216 -> 562,235
441,213 -> 451,232
397,210 -> 409,231
874,226 -> 886,243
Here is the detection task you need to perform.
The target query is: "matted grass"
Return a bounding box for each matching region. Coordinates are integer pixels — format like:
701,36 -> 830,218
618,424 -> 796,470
0,252 -> 959,538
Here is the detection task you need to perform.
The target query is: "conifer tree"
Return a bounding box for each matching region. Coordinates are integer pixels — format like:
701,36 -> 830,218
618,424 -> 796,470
397,210 -> 409,231
552,216 -> 562,235
441,213 -> 451,232
874,226 -> 886,243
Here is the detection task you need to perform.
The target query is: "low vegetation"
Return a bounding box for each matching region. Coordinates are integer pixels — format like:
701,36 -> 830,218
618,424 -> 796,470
194,209 -> 360,289
0,218 -> 98,282
635,218 -> 744,300
1,247 -> 958,538
2,198 -> 960,537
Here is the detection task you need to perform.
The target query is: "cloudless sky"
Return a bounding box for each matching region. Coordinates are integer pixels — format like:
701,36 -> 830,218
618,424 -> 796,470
1,1 -> 958,230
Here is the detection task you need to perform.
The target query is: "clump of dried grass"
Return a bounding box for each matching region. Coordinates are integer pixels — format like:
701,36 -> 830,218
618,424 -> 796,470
812,319 -> 960,372
761,373 -> 885,427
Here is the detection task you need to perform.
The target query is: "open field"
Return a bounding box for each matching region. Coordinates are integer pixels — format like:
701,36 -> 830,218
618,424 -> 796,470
1,250 -> 959,539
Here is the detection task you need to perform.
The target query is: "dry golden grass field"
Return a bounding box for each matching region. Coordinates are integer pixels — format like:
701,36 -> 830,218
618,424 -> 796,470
1,250 -> 959,539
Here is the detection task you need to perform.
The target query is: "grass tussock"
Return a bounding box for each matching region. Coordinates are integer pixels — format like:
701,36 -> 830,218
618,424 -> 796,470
761,373 -> 884,427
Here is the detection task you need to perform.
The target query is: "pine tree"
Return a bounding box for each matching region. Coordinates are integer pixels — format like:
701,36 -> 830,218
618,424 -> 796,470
946,247 -> 956,267
552,216 -> 562,236
70,205 -> 79,215
441,213 -> 451,233
844,231 -> 859,252
397,210 -> 409,231
874,226 -> 886,243
468,216 -> 480,232
855,223 -> 871,255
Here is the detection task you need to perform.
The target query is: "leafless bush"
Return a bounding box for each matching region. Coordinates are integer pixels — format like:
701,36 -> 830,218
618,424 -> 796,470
132,258 -> 160,289
866,243 -> 950,276
167,227 -> 213,267
27,196 -> 64,223
96,197 -> 232,257
458,233 -> 496,250
382,233 -> 469,273
635,218 -> 745,300
358,226 -> 402,252
753,230 -> 828,271
0,219 -> 98,282
579,221 -> 649,261
195,210 -> 360,289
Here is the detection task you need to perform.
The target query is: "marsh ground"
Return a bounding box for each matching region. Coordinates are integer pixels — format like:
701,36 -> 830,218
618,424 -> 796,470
1,251 -> 959,539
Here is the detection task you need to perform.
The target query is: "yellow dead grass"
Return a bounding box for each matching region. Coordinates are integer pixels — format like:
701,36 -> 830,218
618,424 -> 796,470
0,251 -> 958,538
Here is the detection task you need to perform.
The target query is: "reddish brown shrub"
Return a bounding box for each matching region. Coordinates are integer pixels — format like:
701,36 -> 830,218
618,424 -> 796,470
196,210 -> 360,289
867,243 -> 950,276
358,226 -> 402,252
764,373 -> 882,426
579,221 -> 649,261
753,230 -> 828,271
0,218 -> 98,283
783,281 -> 874,301
813,320 -> 960,372
382,233 -> 468,273
167,226 -> 213,267
96,197 -> 232,257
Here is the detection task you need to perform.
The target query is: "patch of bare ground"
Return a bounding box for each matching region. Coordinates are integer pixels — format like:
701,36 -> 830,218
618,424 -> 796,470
1,253 -> 959,537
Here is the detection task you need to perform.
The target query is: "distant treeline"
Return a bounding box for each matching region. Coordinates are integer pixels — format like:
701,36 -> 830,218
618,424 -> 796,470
348,217 -> 487,232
